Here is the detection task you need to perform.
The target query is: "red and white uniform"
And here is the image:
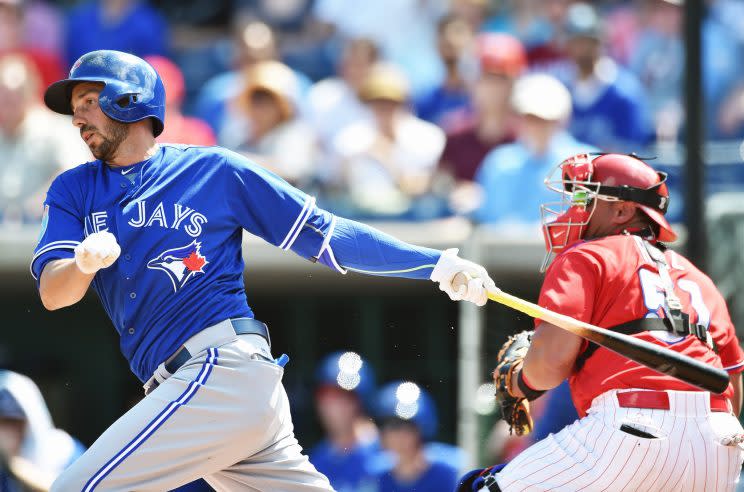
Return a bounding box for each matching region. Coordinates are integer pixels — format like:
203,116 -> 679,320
494,234 -> 744,492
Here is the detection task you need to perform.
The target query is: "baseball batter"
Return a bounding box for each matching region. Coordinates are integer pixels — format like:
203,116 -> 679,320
458,153 -> 744,492
32,50 -> 494,492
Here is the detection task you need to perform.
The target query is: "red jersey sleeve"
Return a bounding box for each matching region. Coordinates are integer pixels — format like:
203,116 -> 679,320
536,249 -> 602,326
708,289 -> 744,374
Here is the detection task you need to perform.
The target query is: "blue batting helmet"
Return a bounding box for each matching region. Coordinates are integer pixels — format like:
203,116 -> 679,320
44,50 -> 166,136
375,381 -> 438,440
316,351 -> 376,406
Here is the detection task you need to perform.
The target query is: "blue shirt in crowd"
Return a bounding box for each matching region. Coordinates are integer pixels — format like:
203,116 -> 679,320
374,461 -> 459,492
474,132 -> 596,224
65,1 -> 168,68
310,439 -> 379,492
568,63 -> 651,153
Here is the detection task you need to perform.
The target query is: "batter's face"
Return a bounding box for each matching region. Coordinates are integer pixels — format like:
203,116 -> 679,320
70,82 -> 130,162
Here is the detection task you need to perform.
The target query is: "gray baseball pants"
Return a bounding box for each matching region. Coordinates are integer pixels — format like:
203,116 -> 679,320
51,320 -> 334,491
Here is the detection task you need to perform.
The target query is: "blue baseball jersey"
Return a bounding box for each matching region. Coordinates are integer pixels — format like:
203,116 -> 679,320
374,461 -> 458,492
309,439 -> 379,492
32,145 -> 441,382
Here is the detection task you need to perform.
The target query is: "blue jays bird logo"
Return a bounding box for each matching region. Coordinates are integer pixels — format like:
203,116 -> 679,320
147,240 -> 208,292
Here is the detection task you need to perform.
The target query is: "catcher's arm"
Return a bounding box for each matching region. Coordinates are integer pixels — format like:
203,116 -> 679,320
509,321 -> 582,397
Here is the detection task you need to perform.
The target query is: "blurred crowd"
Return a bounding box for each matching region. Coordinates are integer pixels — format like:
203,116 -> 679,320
2,0 -> 744,228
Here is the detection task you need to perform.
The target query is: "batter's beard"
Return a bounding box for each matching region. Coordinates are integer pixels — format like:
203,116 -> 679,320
86,120 -> 130,162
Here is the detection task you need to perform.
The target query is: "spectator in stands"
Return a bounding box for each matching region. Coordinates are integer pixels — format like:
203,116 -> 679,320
525,0 -> 574,74
64,0 -> 168,68
414,14 -> 474,132
18,0 -> 64,61
310,352 -> 379,492
372,381 -> 459,492
194,19 -> 311,142
312,0 -> 446,97
0,55 -> 89,225
232,60 -> 319,188
439,33 -> 525,216
482,0 -> 553,49
562,2 -> 651,152
630,0 -> 743,141
331,63 -> 446,219
144,56 -> 215,147
449,0 -> 489,32
718,83 -> 744,139
628,0 -> 684,142
0,370 -> 85,491
306,38 -> 378,149
0,0 -> 64,91
474,73 -> 595,226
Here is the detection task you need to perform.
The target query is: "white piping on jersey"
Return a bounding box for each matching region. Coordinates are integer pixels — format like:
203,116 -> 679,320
325,245 -> 348,274
316,216 -> 337,257
724,360 -> 744,372
279,196 -> 315,251
29,240 -> 81,279
344,264 -> 437,275
316,215 -> 347,274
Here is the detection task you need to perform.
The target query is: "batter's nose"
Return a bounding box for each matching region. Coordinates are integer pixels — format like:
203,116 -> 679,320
72,111 -> 86,128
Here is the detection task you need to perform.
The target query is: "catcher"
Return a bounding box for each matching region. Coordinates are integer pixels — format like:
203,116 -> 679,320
458,153 -> 744,491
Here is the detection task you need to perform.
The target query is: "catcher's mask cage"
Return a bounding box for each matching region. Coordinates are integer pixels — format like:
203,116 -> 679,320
539,153 -> 672,272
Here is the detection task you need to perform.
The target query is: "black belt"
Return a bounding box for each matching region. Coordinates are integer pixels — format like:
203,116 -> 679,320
165,318 -> 271,374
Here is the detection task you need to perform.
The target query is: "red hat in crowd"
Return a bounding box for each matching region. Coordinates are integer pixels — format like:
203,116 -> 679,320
476,33 -> 527,78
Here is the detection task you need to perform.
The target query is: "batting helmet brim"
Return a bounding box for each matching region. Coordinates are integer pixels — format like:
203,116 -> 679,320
44,78 -> 91,115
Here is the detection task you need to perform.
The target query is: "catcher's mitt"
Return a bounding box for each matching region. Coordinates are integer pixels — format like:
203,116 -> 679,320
494,331 -> 535,436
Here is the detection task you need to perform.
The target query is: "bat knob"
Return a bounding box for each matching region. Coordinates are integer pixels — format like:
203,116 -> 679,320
452,272 -> 473,293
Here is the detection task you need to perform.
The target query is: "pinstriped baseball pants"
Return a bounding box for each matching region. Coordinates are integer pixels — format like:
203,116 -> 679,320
50,332 -> 334,491
493,390 -> 744,492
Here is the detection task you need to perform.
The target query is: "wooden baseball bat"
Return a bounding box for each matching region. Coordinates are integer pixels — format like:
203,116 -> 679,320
453,273 -> 730,394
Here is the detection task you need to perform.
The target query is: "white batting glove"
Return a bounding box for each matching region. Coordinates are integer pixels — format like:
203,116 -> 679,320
74,231 -> 121,275
430,248 -> 495,307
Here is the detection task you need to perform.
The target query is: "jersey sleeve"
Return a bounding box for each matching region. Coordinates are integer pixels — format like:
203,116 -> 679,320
222,150 -> 315,250
537,250 -> 601,326
707,288 -> 744,374
30,175 -> 85,281
222,150 -> 442,279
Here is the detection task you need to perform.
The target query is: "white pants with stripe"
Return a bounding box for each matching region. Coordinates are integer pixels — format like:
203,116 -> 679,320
50,323 -> 333,492
494,390 -> 744,492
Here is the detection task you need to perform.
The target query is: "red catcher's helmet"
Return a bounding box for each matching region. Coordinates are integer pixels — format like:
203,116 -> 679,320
541,153 -> 677,270
476,33 -> 527,78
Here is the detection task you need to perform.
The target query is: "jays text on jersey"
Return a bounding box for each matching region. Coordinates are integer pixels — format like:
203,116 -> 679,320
32,144 -> 442,382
